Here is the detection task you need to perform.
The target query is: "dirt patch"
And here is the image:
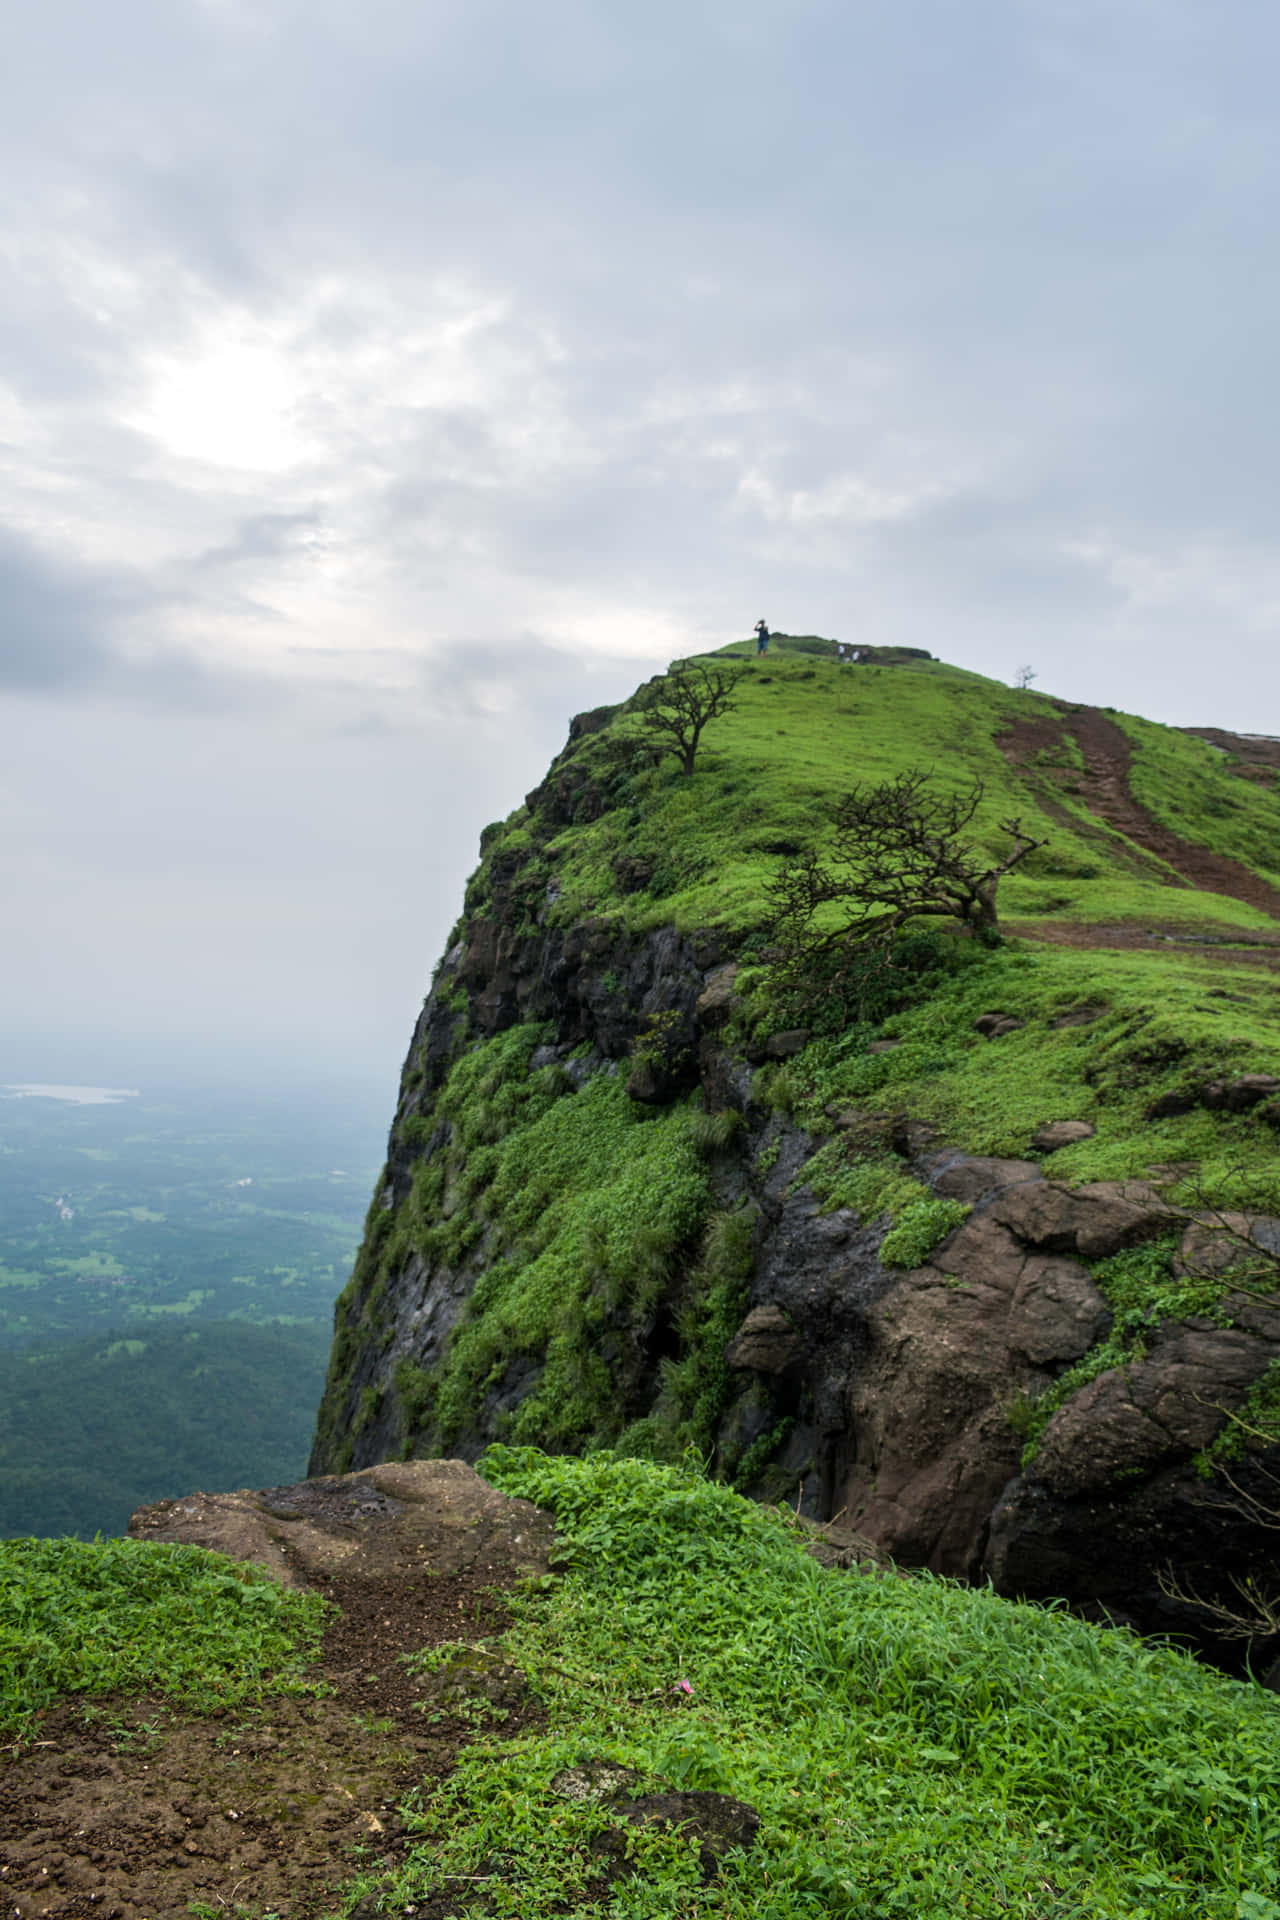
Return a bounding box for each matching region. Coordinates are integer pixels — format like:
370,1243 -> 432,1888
1010,918 -> 1280,966
1180,726 -> 1280,788
993,713 -> 1068,765
1063,708 -> 1280,919
1,1463 -> 554,1920
999,705 -> 1280,922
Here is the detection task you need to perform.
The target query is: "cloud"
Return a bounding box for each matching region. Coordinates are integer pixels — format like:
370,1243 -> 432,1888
5,0 -> 1280,1084
0,525 -> 129,692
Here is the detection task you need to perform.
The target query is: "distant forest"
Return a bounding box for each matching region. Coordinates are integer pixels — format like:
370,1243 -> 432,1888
0,1320 -> 331,1539
0,1077 -> 383,1540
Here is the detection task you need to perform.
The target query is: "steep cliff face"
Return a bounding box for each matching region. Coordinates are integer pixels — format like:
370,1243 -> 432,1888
313,643 -> 1280,1668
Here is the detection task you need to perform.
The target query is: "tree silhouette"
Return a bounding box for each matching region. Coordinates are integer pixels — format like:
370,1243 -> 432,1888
767,770 -> 1047,1002
640,660 -> 747,775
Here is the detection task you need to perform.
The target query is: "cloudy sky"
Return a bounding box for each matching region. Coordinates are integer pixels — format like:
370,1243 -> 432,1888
5,0 -> 1279,1088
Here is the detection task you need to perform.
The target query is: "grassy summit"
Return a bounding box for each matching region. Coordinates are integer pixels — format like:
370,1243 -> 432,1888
480,641 -> 1280,945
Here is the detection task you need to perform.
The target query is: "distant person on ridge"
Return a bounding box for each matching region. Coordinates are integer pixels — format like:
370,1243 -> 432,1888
755,619 -> 770,656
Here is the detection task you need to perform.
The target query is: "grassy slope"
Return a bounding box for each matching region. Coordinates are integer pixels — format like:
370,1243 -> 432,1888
0,1535 -> 325,1738
14,1455 -> 1278,1918
517,647 -> 1280,942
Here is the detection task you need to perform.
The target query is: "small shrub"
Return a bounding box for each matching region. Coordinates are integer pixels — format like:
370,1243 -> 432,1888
751,1063 -> 796,1114
880,1196 -> 970,1268
689,1107 -> 744,1157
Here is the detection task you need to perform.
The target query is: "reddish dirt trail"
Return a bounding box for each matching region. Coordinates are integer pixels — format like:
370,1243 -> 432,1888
1011,918 -> 1280,967
1001,705 -> 1280,923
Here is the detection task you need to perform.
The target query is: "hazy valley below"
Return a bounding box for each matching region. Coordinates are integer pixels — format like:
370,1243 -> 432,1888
0,1074 -> 385,1539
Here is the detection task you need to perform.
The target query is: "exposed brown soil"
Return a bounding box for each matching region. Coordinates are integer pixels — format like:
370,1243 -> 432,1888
1007,917 -> 1280,964
1064,707 -> 1280,919
1180,726 -> 1280,788
997,706 -> 1280,923
1,1463 -> 555,1920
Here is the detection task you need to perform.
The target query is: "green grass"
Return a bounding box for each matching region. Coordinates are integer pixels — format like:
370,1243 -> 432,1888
488,651 -> 1280,945
1119,713 -> 1280,888
779,941 -> 1280,1203
351,1449 -> 1280,1919
0,1535 -> 326,1737
322,1024 -> 722,1462
414,1067 -> 712,1452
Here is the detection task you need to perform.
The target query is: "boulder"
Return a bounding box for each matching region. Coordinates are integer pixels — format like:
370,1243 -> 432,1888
928,1154 -> 1042,1204
987,1178 -> 1174,1260
696,963 -> 740,1019
1007,1256 -> 1108,1365
761,1028 -> 811,1059
1031,1326 -> 1270,1500
129,1460 -> 555,1589
1201,1073 -> 1280,1112
1031,1120 -> 1096,1151
725,1304 -> 798,1375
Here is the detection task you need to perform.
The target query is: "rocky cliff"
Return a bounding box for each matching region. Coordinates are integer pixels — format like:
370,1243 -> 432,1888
312,642 -> 1280,1671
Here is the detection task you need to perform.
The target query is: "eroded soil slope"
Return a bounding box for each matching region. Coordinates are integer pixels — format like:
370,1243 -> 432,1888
1000,705 -> 1280,947
1,1462 -> 554,1920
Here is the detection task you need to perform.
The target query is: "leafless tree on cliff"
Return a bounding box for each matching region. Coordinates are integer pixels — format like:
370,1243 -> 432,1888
1154,1189 -> 1280,1646
1157,1408 -> 1280,1643
640,660 -> 748,775
767,772 -> 1047,1005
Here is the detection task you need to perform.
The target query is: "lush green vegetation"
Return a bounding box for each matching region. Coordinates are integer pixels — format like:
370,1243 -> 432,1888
485,649 -> 1280,945
407,1055 -> 711,1452
1119,711 -> 1280,886
776,941 -> 1280,1200
0,1534 -> 325,1738
0,1320 -> 331,1539
352,1449 -> 1280,1919
331,1019 -> 764,1466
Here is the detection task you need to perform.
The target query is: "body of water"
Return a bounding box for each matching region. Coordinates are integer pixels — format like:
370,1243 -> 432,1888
2,1085 -> 141,1106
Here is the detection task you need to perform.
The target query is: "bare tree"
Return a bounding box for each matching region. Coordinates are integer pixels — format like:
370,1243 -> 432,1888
639,659 -> 747,775
1015,664 -> 1037,691
1155,1191 -> 1280,1645
1158,1409 -> 1280,1643
767,772 -> 1047,990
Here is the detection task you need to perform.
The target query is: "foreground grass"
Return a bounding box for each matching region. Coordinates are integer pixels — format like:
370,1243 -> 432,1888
367,1450 -> 1280,1920
0,1535 -> 326,1737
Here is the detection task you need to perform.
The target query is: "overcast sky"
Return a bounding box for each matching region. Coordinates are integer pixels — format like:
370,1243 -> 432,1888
5,0 -> 1280,1089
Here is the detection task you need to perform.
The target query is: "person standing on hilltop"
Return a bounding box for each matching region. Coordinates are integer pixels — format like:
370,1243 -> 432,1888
755,619 -> 770,656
